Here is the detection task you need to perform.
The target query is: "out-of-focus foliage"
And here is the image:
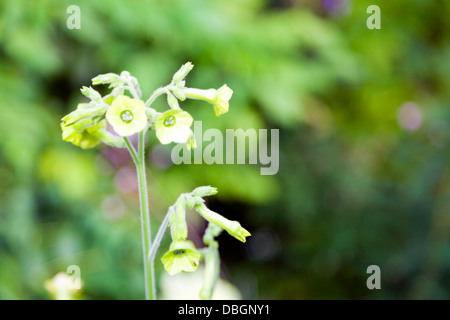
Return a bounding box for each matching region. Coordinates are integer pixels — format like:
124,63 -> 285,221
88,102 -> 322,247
0,0 -> 449,299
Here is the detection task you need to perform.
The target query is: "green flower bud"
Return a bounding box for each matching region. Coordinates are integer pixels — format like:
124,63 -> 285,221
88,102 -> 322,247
191,186 -> 218,198
169,198 -> 188,241
194,203 -> 251,243
61,104 -> 105,126
167,92 -> 180,110
161,240 -> 201,276
154,110 -> 193,144
72,116 -> 101,132
183,84 -> 233,116
172,62 -> 194,83
92,73 -> 120,86
200,241 -> 220,300
105,95 -> 148,137
80,86 -> 102,102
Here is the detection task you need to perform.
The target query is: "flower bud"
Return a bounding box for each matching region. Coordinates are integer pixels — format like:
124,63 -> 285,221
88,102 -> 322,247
80,86 -> 102,102
172,62 -> 194,83
191,186 -> 218,198
91,73 -> 120,86
167,92 -> 180,110
61,104 -> 105,126
169,198 -> 188,241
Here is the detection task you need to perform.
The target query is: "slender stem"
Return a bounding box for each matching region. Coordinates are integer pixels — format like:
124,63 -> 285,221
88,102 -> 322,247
137,131 -> 154,300
124,82 -> 171,300
125,133 -> 154,300
149,207 -> 172,263
123,137 -> 139,163
145,86 -> 169,107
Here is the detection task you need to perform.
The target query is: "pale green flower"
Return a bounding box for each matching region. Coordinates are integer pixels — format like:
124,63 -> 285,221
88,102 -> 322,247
183,84 -> 233,116
105,95 -> 148,136
155,109 -> 193,144
61,120 -> 104,149
161,240 -> 202,276
194,203 -> 251,243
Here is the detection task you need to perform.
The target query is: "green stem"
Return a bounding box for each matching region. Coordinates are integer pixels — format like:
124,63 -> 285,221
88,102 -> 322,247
124,134 -> 154,300
145,86 -> 169,107
149,207 -> 172,264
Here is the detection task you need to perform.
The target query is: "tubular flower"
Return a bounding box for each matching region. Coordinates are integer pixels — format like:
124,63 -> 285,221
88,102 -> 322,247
61,119 -> 105,149
161,240 -> 202,276
105,95 -> 147,136
155,109 -> 193,144
183,84 -> 233,116
194,203 -> 251,243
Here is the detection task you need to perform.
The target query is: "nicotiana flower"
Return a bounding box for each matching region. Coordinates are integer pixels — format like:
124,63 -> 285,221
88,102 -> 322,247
194,203 -> 251,243
183,84 -> 233,116
105,95 -> 147,136
61,119 -> 125,149
161,240 -> 202,276
155,109 -> 193,144
61,120 -> 104,149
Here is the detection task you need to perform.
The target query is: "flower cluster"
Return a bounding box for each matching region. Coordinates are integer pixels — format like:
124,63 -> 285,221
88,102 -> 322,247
61,64 -> 245,301
160,186 -> 251,292
60,63 -> 233,150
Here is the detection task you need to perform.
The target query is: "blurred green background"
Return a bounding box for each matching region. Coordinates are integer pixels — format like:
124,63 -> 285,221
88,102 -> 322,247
0,0 -> 449,299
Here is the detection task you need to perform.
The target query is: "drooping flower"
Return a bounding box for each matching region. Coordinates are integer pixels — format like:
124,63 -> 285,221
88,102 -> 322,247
160,240 -> 202,276
194,203 -> 251,243
61,118 -> 125,149
105,95 -> 148,136
61,120 -> 105,149
183,84 -> 233,116
154,109 -> 193,144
